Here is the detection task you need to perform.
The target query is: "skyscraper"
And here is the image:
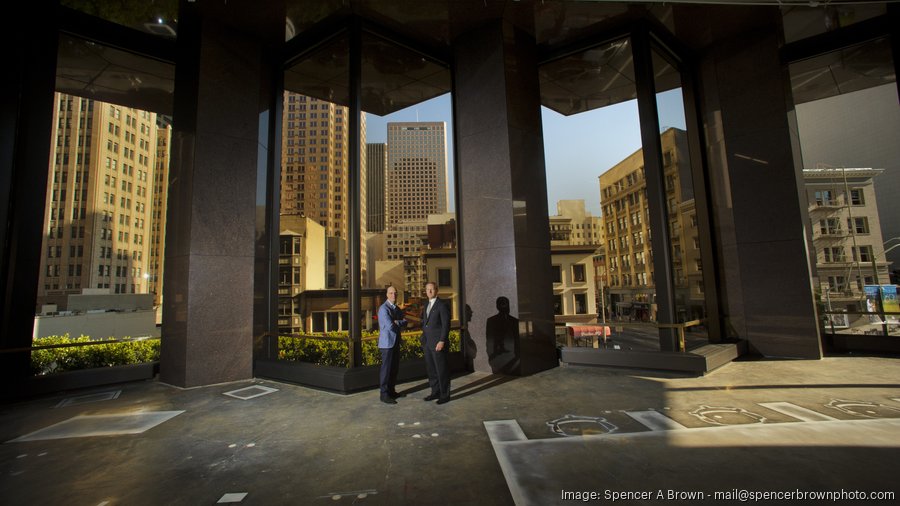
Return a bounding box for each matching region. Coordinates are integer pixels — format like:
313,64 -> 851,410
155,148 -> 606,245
281,93 -> 367,241
385,122 -> 448,227
281,93 -> 368,288
149,116 -> 171,307
38,93 -> 166,309
366,143 -> 386,233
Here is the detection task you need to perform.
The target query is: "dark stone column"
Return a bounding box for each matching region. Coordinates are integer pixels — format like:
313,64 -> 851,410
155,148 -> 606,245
161,2 -> 282,387
677,6 -> 822,358
453,19 -> 557,375
0,1 -> 59,396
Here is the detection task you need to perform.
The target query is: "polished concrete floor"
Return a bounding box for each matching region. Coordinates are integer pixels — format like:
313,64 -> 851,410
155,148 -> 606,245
2,354 -> 900,505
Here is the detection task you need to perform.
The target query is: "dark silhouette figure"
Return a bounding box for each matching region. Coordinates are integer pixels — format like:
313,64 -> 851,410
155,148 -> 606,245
463,304 -> 477,368
486,296 -> 520,374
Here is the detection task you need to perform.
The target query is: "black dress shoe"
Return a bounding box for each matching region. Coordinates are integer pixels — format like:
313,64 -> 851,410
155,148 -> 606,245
436,397 -> 450,405
423,394 -> 439,401
381,396 -> 397,404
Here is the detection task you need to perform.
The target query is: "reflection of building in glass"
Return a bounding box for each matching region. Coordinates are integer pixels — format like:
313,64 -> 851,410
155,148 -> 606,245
803,166 -> 891,308
280,93 -> 367,287
598,127 -> 702,321
38,93 -> 168,311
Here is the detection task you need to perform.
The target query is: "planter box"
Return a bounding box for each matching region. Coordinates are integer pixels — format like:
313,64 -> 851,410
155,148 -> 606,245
25,361 -> 159,397
560,342 -> 745,376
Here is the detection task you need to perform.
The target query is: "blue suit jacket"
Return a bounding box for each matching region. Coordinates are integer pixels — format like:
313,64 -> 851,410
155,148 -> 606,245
378,301 -> 407,348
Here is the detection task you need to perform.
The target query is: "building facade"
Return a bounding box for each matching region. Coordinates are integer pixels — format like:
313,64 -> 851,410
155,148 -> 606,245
598,128 -> 704,321
278,215 -> 326,335
804,167 -> 892,310
37,93 -> 166,311
281,93 -> 367,287
385,122 -> 449,227
365,142 -> 386,233
549,200 -> 604,247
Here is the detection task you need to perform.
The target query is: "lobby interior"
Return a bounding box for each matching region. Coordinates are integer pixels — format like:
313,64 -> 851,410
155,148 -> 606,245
2,1 -> 900,502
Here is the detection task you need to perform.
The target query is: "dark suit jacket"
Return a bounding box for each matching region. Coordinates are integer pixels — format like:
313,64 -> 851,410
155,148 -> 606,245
421,297 -> 450,347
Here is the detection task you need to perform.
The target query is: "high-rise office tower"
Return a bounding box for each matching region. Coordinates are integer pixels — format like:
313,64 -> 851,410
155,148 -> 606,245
366,143 -> 387,233
280,93 -> 367,288
148,116 -> 172,307
385,122 -> 448,227
38,93 -> 165,309
281,93 -> 367,241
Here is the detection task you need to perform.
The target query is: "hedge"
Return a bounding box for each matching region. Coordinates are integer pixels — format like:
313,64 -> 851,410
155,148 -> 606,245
30,334 -> 160,375
278,330 -> 461,367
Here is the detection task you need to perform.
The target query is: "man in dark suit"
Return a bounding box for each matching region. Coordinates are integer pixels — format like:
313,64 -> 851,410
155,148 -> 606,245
378,285 -> 407,404
420,281 -> 451,404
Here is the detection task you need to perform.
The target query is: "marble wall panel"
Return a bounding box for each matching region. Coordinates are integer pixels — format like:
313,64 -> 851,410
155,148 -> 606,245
190,134 -> 257,258
454,17 -> 556,375
183,254 -> 255,386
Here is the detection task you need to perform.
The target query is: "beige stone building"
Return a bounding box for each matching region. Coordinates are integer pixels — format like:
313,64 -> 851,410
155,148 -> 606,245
551,245 -> 599,325
281,93 -> 367,287
549,200 -> 603,247
803,166 -> 891,310
148,117 -> 171,307
277,215 -> 326,335
38,93 -> 166,311
598,127 -> 703,321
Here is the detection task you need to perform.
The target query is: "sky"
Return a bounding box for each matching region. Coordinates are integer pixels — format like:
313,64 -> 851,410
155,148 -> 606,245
365,91 -> 687,216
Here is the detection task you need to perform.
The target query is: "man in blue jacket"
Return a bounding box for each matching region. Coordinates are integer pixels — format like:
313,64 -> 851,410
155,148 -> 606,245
421,281 -> 451,404
378,285 -> 407,404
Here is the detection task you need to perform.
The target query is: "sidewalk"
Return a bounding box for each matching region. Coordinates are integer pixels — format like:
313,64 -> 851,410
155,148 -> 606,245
2,355 -> 899,505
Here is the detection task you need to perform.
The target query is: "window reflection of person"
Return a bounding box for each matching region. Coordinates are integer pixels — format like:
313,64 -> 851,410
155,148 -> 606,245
486,296 -> 519,374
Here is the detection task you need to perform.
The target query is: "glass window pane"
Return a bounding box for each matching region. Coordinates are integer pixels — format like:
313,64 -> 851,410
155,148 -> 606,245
540,37 -> 657,348
791,43 -> 900,339
279,33 -> 352,364
365,92 -> 459,356
652,48 -> 709,349
33,37 -> 171,373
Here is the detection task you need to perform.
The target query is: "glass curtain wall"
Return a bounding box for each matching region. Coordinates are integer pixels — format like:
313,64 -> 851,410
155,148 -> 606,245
788,33 -> 900,344
32,31 -> 173,376
277,25 -> 457,369
539,37 -> 663,350
540,30 -> 713,353
651,47 -> 709,349
279,32 -> 355,365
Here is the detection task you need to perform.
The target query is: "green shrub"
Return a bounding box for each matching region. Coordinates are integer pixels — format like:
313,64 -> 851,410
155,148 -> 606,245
30,334 -> 160,375
279,330 -> 461,367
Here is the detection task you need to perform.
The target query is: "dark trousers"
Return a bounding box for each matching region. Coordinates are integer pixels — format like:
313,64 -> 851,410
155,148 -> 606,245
379,341 -> 400,396
423,341 -> 450,399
